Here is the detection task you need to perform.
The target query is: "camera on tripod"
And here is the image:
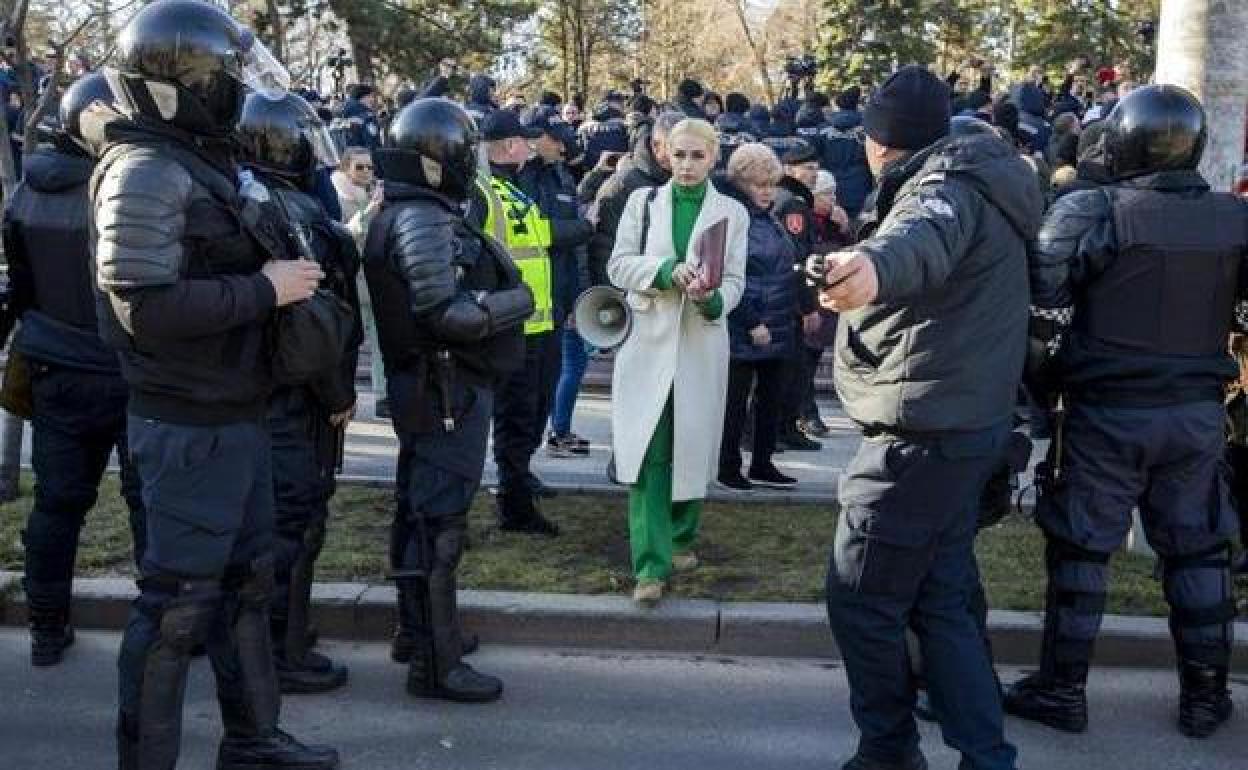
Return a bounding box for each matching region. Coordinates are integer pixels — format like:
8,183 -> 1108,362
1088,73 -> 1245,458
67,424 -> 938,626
785,55 -> 818,81
783,54 -> 818,101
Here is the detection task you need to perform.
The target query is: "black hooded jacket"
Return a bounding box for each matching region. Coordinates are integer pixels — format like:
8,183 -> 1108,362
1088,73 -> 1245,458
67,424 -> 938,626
587,122 -> 670,286
2,145 -> 119,372
835,133 -> 1046,433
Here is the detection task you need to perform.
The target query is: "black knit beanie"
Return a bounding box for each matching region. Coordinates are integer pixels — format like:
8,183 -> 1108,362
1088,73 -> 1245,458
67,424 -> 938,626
863,66 -> 951,151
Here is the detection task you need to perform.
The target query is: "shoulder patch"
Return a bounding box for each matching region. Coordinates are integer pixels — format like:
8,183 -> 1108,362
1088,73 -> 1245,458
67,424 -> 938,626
785,212 -> 806,236
918,193 -> 955,221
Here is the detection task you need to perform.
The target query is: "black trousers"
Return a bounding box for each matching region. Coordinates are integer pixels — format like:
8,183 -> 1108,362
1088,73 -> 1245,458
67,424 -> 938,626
24,365 -> 144,589
720,357 -> 786,475
492,331 -> 560,497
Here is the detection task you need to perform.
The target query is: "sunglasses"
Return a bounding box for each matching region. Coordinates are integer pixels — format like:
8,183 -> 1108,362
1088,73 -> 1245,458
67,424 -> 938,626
353,164 -> 374,172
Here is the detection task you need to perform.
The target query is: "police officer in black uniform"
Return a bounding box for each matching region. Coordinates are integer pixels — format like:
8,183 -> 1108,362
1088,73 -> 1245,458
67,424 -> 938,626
1007,84 -> 1248,740
1,72 -> 143,668
236,91 -> 363,695
94,2 -> 338,767
366,97 -> 533,702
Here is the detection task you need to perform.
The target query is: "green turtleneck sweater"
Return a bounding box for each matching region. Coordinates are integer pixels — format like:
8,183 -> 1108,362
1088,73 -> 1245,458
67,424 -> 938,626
651,181 -> 723,320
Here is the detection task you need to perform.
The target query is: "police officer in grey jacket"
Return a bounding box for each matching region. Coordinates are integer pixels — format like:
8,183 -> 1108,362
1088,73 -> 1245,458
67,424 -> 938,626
1006,85 -> 1248,740
812,66 -> 1043,770
94,3 -> 337,767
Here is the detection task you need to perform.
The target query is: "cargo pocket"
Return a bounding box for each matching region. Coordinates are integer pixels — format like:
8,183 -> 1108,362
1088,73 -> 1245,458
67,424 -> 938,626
834,439 -> 936,597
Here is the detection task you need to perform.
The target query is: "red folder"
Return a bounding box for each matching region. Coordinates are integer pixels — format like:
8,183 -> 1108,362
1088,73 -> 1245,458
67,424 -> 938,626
694,218 -> 728,290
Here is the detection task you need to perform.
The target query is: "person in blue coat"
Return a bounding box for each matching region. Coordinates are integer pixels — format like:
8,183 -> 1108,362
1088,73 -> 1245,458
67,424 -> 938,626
716,143 -> 800,491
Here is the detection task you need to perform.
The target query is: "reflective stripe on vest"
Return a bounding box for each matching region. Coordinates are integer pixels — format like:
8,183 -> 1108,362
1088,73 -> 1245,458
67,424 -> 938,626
478,176 -> 555,335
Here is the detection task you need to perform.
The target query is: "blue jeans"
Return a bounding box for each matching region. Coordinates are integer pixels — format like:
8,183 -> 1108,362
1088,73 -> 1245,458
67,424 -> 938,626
827,425 -> 1017,770
551,326 -> 590,437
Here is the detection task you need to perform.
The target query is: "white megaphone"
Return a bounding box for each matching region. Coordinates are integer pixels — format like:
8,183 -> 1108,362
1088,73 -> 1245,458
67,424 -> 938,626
574,285 -> 633,350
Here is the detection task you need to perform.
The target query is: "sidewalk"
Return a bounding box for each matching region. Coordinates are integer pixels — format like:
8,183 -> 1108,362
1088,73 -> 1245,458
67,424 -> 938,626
343,391 -> 854,502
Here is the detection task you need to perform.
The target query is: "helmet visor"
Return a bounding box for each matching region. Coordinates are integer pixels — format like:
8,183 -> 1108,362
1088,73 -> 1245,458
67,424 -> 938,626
306,119 -> 341,171
239,33 -> 290,100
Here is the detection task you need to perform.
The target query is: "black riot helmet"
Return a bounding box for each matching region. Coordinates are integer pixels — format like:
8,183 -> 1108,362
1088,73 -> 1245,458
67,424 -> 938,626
58,71 -> 115,155
111,0 -> 289,138
237,91 -> 340,185
376,98 -> 480,203
1104,84 -> 1207,179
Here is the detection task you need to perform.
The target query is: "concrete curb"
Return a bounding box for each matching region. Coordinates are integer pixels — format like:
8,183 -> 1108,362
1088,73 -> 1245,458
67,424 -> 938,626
338,474 -> 843,505
1,570 -> 1244,669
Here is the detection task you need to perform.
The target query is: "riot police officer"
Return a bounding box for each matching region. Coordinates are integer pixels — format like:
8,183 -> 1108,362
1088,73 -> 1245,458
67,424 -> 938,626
366,98 -> 533,702
93,2 -> 338,767
236,91 -> 362,695
1008,84 -> 1248,740
1,72 -> 143,668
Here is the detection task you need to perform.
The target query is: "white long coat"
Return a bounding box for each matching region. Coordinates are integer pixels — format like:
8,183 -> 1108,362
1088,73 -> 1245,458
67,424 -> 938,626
607,182 -> 749,501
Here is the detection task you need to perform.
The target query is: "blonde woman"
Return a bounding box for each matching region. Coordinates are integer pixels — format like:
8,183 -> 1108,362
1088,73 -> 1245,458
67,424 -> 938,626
607,118 -> 749,605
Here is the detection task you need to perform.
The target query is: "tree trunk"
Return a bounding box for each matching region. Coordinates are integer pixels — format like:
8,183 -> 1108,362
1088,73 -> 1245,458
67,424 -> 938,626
732,0 -> 775,106
1154,0 -> 1248,192
265,0 -> 287,64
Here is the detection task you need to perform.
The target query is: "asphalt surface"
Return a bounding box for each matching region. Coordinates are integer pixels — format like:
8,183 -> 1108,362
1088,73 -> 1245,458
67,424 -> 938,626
1,629 -> 1244,770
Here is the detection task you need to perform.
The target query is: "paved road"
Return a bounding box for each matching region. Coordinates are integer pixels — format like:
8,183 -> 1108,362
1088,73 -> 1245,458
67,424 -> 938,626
1,629 -> 1242,770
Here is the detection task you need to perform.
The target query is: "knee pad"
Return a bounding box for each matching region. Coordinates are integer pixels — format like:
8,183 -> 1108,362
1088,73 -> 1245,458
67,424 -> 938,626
433,527 -> 466,573
1163,544 -> 1235,665
150,578 -> 221,654
1045,537 -> 1111,664
225,555 -> 276,611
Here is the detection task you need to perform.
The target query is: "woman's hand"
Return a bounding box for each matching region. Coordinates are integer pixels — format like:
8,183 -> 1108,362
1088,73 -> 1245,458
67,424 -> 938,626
671,263 -> 698,290
749,324 -> 771,347
685,276 -> 713,303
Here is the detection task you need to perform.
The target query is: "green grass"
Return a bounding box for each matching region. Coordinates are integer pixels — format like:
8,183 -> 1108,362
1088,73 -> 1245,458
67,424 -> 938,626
0,474 -> 1183,615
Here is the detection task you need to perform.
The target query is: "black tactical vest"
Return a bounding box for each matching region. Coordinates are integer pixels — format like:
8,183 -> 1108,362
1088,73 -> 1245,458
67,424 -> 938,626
1079,186 -> 1247,356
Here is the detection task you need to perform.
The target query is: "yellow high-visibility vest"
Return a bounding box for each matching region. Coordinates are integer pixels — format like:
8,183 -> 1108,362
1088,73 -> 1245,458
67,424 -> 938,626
479,175 -> 555,335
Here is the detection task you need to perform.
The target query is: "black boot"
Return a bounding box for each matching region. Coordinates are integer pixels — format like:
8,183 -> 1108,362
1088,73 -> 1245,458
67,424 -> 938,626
842,749 -> 928,770
402,570 -> 502,703
1177,660 -> 1233,738
216,559 -> 339,769
497,490 -> 560,537
391,579 -> 479,663
24,579 -> 74,667
1003,669 -> 1089,733
273,526 -> 347,695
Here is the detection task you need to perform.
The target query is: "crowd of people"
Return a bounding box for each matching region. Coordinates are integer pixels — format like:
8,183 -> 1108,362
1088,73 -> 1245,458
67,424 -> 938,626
2,1 -> 1248,769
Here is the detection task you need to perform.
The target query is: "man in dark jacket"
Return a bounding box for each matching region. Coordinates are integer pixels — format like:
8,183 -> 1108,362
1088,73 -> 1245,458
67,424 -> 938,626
95,3 -> 337,767
578,102 -> 629,172
1011,82 -> 1053,159
819,89 -> 873,219
1006,85 -> 1248,741
2,73 -> 143,669
716,92 -> 756,169
587,110 -> 680,286
814,66 -> 1042,770
464,73 -> 497,124
237,92 -> 362,696
337,83 -> 382,152
675,78 -> 707,119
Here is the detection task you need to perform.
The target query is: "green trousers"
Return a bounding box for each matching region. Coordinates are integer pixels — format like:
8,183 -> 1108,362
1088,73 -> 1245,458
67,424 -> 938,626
629,397 -> 702,581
